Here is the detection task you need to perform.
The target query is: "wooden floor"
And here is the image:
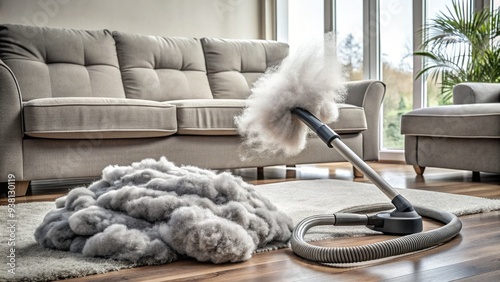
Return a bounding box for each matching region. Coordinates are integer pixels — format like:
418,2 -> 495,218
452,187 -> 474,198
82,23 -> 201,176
3,162 -> 500,281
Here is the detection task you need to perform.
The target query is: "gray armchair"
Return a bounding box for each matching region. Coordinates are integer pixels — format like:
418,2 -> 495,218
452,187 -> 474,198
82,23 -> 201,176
401,83 -> 500,177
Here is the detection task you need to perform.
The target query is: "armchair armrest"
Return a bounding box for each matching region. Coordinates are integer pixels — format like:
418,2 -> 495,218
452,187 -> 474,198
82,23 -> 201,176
0,58 -> 24,181
343,80 -> 386,160
453,83 -> 500,104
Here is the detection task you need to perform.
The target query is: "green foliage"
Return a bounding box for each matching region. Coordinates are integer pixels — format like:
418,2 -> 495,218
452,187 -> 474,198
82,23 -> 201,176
381,63 -> 413,149
415,0 -> 500,103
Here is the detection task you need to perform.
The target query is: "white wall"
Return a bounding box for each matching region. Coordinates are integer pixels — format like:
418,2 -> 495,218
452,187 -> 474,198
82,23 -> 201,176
0,0 -> 264,38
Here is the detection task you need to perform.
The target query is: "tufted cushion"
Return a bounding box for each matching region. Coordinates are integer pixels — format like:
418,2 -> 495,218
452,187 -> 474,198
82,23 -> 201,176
113,32 -> 212,101
0,24 -> 125,101
201,38 -> 289,99
23,98 -> 177,139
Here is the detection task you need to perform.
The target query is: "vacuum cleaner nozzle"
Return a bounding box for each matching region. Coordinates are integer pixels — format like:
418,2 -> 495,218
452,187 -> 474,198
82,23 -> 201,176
368,210 -> 423,235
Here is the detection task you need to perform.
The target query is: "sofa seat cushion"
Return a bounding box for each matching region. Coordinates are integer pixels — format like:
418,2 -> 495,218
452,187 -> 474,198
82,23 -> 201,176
169,99 -> 245,135
169,100 -> 367,136
401,104 -> 500,138
23,98 -> 177,139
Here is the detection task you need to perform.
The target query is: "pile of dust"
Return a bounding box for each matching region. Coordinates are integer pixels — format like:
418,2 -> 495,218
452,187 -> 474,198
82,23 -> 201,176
35,157 -> 293,264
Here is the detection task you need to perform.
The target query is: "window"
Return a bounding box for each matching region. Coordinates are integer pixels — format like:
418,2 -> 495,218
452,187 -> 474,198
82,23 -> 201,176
380,0 -> 413,149
276,0 -> 489,157
494,0 -> 500,9
336,0 -> 364,80
287,0 -> 324,54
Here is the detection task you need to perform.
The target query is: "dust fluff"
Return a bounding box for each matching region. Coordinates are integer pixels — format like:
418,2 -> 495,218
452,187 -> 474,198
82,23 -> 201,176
34,157 -> 293,264
235,32 -> 346,160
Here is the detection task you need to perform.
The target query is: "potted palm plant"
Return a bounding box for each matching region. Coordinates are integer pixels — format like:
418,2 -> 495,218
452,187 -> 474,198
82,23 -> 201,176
415,0 -> 500,103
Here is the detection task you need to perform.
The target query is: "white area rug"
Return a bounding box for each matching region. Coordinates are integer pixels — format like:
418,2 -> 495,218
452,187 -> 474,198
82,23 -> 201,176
2,179 -> 500,281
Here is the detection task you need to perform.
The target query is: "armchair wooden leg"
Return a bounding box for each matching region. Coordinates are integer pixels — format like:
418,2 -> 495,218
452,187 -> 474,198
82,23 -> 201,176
14,181 -> 31,197
353,166 -> 364,178
413,165 -> 426,176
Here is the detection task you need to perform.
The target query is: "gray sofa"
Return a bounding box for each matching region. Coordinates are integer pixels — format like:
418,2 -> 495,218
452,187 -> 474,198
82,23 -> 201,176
0,24 -> 385,196
401,83 -> 500,176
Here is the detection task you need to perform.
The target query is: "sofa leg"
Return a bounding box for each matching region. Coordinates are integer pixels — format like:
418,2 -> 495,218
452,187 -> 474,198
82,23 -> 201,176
472,171 -> 481,182
413,165 -> 426,176
14,181 -> 31,197
286,165 -> 296,179
353,166 -> 364,178
257,167 -> 264,180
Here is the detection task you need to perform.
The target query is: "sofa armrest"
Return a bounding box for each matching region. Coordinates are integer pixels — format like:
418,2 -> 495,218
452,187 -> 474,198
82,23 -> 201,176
343,80 -> 386,161
453,83 -> 500,104
0,58 -> 24,181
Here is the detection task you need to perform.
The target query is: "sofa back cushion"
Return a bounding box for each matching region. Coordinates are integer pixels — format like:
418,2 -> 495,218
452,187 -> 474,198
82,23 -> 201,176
0,24 -> 125,101
114,32 -> 212,101
201,38 -> 289,99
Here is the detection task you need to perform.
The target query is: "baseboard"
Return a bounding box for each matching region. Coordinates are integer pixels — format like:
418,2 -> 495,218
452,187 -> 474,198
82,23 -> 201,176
379,150 -> 406,163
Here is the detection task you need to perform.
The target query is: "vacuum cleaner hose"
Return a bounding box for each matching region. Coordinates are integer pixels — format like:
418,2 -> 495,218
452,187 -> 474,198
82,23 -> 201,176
290,205 -> 462,263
